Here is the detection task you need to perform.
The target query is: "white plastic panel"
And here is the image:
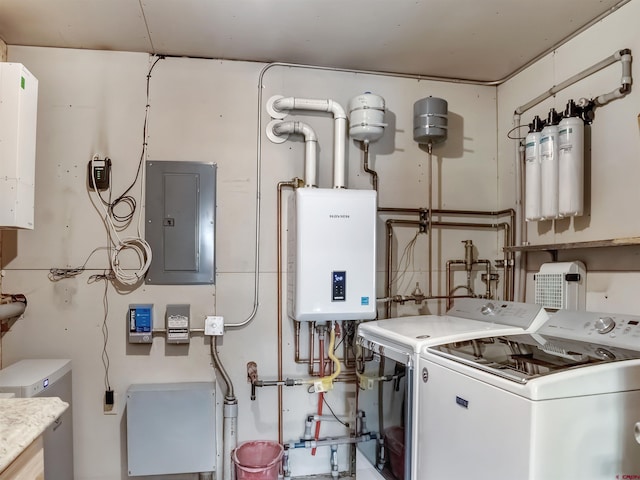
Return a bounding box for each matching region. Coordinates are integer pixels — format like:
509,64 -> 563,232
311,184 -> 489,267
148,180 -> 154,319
288,188 -> 377,321
0,62 -> 38,229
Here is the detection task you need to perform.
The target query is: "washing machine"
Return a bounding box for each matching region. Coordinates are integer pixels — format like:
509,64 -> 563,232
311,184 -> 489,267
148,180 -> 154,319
355,298 -> 549,480
418,309 -> 640,480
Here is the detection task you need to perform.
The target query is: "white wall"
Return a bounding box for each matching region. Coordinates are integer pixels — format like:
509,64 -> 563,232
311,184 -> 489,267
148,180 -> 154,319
497,0 -> 640,313
1,45 -> 500,479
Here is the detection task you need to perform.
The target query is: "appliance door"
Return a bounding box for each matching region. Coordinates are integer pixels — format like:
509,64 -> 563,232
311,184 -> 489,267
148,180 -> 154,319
417,356 -> 533,480
356,340 -> 412,480
35,370 -> 74,480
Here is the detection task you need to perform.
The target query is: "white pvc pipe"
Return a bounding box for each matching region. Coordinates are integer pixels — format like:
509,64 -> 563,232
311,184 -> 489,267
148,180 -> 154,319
273,97 -> 347,188
0,301 -> 26,320
272,121 -> 318,187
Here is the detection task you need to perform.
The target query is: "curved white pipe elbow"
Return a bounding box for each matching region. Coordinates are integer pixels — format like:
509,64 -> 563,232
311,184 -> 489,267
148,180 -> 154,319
0,301 -> 26,321
273,96 -> 347,188
273,97 -> 346,119
272,121 -> 318,187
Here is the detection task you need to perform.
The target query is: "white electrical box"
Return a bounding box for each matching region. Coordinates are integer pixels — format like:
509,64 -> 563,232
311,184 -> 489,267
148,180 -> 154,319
0,63 -> 38,229
288,188 -> 377,321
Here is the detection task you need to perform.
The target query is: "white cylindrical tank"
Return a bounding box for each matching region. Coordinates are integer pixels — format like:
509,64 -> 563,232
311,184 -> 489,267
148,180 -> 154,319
348,92 -> 386,143
558,100 -> 585,218
525,116 -> 544,222
540,108 -> 561,220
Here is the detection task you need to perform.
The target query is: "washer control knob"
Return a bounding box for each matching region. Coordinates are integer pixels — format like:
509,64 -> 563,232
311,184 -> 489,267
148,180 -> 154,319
481,302 -> 496,315
595,316 -> 616,334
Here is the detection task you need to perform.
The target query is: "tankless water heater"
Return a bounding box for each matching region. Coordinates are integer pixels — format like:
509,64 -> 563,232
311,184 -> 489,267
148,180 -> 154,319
288,188 -> 377,321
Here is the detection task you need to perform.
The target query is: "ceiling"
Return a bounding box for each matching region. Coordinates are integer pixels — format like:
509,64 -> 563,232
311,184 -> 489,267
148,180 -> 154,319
0,0 -> 628,82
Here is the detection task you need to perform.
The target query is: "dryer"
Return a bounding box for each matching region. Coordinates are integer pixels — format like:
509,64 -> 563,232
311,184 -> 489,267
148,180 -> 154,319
418,309 -> 640,480
355,299 -> 549,480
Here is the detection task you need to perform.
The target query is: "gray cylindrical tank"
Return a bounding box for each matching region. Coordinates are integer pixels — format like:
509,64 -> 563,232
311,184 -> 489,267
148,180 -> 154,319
413,97 -> 448,145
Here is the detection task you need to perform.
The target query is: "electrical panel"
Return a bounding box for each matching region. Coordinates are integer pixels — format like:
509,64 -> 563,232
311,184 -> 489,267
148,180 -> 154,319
145,161 -> 216,285
288,188 -> 377,321
0,63 -> 38,229
128,304 -> 153,343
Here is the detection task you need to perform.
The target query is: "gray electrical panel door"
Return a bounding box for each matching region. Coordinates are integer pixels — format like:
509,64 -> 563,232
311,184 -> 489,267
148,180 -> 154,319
145,161 -> 216,285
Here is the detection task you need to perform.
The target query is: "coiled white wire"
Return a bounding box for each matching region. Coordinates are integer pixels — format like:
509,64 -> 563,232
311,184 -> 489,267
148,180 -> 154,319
89,157 -> 152,286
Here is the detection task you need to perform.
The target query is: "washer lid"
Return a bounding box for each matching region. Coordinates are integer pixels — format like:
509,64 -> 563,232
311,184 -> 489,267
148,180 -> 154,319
427,333 -> 640,384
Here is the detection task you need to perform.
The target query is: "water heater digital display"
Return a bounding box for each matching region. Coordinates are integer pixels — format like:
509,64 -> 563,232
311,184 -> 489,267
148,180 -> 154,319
332,271 -> 346,301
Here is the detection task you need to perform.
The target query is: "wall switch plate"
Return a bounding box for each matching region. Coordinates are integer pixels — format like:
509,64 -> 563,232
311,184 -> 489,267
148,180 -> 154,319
204,316 -> 224,335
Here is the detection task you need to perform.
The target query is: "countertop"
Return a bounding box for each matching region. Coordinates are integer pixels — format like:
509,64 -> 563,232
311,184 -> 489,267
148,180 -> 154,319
0,397 -> 69,472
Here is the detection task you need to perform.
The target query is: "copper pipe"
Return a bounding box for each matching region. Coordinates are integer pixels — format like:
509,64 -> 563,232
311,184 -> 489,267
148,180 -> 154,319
385,218 -> 514,317
362,143 -> 378,191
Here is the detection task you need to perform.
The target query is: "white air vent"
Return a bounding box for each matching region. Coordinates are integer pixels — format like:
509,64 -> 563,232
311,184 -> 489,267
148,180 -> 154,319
534,261 -> 586,310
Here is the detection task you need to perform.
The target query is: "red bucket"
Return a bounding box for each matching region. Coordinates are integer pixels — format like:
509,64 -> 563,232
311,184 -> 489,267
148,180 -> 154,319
232,441 -> 283,480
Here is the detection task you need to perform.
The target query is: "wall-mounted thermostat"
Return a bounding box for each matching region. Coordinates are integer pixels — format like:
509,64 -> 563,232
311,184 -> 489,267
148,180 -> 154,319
128,304 -> 153,343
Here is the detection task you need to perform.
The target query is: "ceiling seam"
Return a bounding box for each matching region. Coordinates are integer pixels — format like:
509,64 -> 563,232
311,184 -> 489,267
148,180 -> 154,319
138,0 -> 155,54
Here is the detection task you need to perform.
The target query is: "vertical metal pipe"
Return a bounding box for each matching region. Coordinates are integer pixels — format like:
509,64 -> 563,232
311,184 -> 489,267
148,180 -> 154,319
427,144 -> 434,298
362,143 -> 378,191
385,220 -> 394,318
277,180 -> 297,444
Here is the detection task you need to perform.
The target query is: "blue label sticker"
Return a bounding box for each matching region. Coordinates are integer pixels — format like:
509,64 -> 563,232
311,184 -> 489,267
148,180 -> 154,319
361,297 -> 369,306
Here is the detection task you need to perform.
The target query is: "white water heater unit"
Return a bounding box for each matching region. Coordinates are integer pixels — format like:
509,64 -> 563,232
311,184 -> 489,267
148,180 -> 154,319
288,188 -> 377,321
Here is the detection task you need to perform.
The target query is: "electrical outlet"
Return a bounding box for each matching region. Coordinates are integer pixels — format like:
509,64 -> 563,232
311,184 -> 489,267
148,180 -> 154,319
103,391 -> 119,415
205,316 -> 224,335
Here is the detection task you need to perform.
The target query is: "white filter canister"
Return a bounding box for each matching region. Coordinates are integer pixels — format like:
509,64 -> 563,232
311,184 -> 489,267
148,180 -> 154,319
540,121 -> 559,220
558,116 -> 584,217
348,92 -> 386,143
525,118 -> 543,221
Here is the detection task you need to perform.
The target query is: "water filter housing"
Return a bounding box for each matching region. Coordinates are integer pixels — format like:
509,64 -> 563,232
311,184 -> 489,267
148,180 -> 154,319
540,109 -> 561,220
525,116 -> 544,222
288,188 -> 377,321
558,100 -> 585,217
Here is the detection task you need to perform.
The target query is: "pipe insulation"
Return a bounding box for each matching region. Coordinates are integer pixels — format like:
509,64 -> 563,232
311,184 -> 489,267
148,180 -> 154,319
271,121 -> 318,187
270,96 -> 347,189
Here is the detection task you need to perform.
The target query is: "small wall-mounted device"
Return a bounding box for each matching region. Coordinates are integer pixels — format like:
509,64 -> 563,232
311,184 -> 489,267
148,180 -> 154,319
166,304 -> 190,344
88,157 -> 111,191
128,304 -> 153,343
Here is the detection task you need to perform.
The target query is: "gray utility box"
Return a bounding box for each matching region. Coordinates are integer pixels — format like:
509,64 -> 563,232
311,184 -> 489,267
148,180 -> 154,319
126,382 -> 216,476
145,160 -> 216,285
